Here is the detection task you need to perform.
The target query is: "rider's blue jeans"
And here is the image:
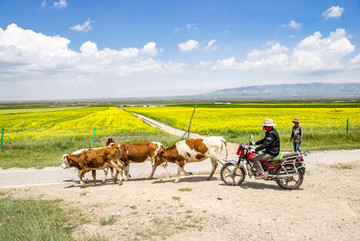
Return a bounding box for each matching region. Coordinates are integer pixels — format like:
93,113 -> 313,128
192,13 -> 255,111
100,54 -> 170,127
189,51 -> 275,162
293,142 -> 302,153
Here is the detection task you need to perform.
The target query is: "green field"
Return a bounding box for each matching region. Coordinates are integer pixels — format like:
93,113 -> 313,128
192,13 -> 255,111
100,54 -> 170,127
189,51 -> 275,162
126,103 -> 360,152
0,107 -> 178,168
0,103 -> 359,169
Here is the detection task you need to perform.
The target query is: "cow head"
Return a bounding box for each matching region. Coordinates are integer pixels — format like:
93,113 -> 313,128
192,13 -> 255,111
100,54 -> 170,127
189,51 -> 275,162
61,154 -> 70,169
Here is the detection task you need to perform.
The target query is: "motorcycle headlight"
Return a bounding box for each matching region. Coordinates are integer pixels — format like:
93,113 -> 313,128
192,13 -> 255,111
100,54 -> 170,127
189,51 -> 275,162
238,144 -> 245,150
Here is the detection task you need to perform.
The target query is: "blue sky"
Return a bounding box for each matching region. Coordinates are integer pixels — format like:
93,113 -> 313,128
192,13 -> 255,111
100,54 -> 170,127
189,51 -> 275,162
1,0 -> 360,100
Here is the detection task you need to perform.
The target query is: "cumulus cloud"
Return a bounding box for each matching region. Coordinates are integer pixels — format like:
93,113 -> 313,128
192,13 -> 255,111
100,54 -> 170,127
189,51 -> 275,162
70,18 -> 95,32
349,54 -> 360,70
322,6 -> 344,20
212,28 -> 355,73
54,0 -> 67,9
0,24 -> 184,81
140,42 -> 158,57
283,20 -> 302,29
178,39 -> 199,51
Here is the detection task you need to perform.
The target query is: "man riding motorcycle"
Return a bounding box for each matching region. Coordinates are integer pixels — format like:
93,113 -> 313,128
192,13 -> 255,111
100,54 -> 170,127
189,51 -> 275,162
251,119 -> 280,179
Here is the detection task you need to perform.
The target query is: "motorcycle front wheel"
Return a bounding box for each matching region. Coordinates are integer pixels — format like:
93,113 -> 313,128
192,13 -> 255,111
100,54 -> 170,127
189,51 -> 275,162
220,163 -> 245,186
275,164 -> 304,190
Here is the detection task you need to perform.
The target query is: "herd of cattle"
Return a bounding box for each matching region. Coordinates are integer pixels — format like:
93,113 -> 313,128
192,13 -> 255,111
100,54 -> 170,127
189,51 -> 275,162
61,136 -> 228,186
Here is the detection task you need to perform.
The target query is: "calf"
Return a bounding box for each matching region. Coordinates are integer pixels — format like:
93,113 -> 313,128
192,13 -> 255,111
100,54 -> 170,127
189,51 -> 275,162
116,142 -> 171,180
153,136 -> 228,183
61,145 -> 124,186
70,147 -> 114,183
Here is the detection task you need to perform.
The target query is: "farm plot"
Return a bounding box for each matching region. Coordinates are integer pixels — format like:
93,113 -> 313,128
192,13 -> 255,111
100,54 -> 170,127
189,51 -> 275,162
0,107 -> 175,168
125,103 -> 360,151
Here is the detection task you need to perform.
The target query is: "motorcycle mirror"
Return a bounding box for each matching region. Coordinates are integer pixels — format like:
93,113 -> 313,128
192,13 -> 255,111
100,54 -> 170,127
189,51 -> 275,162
250,134 -> 254,139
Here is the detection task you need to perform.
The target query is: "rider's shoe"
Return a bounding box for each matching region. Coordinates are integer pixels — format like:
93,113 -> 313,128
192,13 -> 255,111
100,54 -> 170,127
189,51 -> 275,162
255,173 -> 266,179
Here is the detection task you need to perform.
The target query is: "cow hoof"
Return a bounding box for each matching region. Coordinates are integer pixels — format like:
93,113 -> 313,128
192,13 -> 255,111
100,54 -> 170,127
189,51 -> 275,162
174,179 -> 180,183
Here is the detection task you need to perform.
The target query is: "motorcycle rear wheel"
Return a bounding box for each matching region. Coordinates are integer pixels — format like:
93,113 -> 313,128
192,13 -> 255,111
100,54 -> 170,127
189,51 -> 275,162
275,164 -> 303,190
220,163 -> 245,186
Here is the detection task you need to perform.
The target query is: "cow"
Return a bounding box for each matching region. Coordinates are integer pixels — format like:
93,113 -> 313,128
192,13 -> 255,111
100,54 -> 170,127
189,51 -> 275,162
115,142 -> 171,180
69,147 -> 115,183
152,136 -> 228,183
61,145 -> 124,186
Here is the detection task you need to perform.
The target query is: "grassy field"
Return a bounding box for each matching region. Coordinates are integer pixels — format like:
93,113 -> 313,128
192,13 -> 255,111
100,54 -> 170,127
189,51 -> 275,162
1,103 -> 359,169
0,195 -> 108,241
0,107 -> 178,168
126,103 -> 360,152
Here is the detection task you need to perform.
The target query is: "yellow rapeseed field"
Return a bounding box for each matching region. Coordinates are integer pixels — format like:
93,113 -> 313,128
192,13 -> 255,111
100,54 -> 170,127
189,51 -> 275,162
0,107 -> 163,143
125,104 -> 360,138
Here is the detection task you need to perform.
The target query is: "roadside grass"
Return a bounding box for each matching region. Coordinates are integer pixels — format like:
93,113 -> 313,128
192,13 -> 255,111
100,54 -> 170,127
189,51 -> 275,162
178,188 -> 193,192
0,198 -> 75,240
0,134 -> 180,169
331,164 -> 353,169
172,196 -> 181,201
99,216 -> 117,226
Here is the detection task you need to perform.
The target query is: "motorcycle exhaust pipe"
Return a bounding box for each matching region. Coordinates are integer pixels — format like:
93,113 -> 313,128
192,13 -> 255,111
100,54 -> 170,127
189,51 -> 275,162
267,173 -> 298,179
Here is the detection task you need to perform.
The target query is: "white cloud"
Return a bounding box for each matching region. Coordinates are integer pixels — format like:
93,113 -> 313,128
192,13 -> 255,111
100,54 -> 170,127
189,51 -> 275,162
70,18 -> 95,32
186,23 -> 197,30
322,6 -> 344,20
41,0 -> 46,7
283,20 -> 302,29
212,28 -> 355,73
140,42 -> 158,57
178,39 -> 199,51
54,0 -> 67,9
204,39 -> 217,52
0,23 -> 184,81
349,54 -> 360,70
174,23 -> 197,32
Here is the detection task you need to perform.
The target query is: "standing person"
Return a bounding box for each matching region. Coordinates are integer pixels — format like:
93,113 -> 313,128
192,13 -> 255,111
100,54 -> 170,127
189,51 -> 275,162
290,118 -> 303,153
106,137 -> 115,147
251,119 -> 280,179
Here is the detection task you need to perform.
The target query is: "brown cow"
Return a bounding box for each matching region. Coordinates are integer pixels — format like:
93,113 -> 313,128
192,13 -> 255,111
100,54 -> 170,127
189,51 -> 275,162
116,142 -> 171,180
153,136 -> 228,182
61,145 -> 124,186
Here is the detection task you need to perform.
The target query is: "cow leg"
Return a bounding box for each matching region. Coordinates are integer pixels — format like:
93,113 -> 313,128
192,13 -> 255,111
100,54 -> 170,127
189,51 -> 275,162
111,162 -> 124,185
208,159 -> 219,180
110,166 -> 115,179
175,162 -> 192,183
124,164 -> 130,181
78,169 -> 87,186
161,162 -> 172,178
102,168 -> 108,183
92,170 -> 97,185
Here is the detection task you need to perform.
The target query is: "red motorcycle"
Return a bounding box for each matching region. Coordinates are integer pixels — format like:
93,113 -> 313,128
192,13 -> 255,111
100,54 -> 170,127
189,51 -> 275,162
220,135 -> 307,190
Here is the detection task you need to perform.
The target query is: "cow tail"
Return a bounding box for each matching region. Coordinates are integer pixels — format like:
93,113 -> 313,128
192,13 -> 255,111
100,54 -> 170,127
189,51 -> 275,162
221,137 -> 228,161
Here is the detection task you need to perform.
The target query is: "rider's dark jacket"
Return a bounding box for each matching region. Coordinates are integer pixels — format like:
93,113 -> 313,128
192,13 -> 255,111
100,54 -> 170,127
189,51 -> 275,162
255,128 -> 280,156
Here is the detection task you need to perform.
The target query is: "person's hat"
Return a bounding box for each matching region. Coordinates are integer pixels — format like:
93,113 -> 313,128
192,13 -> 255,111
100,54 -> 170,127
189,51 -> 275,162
108,137 -> 113,141
292,118 -> 300,123
261,119 -> 277,126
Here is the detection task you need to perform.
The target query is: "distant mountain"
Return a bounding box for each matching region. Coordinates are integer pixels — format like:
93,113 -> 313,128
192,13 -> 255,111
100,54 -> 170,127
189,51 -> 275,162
198,83 -> 360,100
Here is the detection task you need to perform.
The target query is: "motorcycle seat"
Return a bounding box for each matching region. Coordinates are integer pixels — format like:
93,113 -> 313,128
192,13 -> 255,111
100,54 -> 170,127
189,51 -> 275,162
269,153 -> 283,161
283,152 -> 299,158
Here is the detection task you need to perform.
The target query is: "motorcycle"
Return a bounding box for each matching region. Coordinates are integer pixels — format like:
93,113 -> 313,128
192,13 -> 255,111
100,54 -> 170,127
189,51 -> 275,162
220,135 -> 308,190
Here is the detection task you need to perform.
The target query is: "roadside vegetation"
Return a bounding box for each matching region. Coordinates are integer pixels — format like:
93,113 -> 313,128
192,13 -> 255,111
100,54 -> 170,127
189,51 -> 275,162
0,198 -> 75,240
